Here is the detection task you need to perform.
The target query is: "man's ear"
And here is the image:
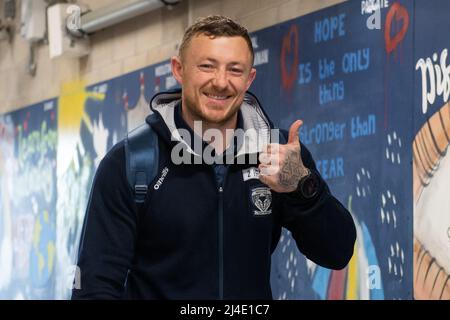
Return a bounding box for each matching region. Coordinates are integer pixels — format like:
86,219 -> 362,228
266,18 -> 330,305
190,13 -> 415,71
245,67 -> 257,91
171,56 -> 183,85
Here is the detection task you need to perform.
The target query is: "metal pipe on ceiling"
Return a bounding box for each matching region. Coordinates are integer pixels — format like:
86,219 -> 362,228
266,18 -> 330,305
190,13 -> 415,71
69,0 -> 180,36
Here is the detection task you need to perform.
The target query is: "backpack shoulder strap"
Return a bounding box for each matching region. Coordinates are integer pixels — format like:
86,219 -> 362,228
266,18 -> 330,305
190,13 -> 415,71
125,122 -> 159,204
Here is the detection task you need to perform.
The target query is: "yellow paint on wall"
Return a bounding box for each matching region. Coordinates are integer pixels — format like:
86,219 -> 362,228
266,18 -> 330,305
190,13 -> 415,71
47,241 -> 55,273
346,242 -> 359,300
57,80 -> 105,175
33,216 -> 42,248
38,252 -> 45,274
345,195 -> 359,300
58,80 -> 104,134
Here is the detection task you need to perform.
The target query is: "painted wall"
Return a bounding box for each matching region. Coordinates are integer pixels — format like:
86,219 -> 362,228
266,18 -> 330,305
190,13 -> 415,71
1,0 -> 449,300
412,0 -> 450,300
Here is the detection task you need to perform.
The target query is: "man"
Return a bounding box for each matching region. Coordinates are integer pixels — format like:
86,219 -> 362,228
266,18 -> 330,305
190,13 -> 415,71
72,15 -> 356,300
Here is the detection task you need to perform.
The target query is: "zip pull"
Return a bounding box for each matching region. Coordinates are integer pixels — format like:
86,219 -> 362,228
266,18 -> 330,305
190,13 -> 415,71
218,186 -> 223,193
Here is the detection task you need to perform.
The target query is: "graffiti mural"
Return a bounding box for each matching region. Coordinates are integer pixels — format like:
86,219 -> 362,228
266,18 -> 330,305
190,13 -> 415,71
54,80 -> 105,299
412,0 -> 450,300
0,100 -> 57,299
267,0 -> 413,299
0,115 -> 14,294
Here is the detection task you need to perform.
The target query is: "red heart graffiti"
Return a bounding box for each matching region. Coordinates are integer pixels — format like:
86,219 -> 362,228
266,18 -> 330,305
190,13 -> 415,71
384,2 -> 409,54
280,25 -> 299,91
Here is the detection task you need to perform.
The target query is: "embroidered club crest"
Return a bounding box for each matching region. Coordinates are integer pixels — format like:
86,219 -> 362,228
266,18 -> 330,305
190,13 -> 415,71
251,187 -> 272,216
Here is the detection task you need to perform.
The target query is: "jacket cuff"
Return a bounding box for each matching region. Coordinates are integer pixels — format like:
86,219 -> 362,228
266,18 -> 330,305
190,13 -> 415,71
282,171 -> 328,214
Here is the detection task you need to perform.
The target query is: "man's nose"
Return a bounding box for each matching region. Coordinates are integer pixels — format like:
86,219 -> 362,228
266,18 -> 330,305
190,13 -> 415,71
212,69 -> 228,90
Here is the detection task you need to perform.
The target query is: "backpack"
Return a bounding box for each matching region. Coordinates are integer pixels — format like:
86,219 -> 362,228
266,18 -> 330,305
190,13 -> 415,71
124,122 -> 159,204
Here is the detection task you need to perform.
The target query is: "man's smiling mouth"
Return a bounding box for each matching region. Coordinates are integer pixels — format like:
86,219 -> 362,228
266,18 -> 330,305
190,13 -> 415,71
204,93 -> 232,100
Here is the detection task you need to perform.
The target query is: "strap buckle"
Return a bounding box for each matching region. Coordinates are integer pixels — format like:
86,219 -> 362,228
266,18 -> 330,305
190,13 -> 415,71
134,184 -> 148,195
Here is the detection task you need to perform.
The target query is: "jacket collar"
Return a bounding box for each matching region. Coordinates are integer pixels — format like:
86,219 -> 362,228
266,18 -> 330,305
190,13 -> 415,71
147,89 -> 275,157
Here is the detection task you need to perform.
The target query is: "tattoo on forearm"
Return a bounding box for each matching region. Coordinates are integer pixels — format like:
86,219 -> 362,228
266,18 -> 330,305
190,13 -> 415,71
279,150 -> 306,190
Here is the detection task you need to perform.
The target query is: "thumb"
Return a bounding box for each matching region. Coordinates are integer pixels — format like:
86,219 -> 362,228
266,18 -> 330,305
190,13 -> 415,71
287,120 -> 303,144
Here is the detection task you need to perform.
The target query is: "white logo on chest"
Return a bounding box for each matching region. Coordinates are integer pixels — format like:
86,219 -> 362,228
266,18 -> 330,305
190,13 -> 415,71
251,187 -> 272,216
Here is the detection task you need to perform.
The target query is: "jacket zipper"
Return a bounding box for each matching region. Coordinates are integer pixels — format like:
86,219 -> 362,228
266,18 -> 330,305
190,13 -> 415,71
212,164 -> 227,300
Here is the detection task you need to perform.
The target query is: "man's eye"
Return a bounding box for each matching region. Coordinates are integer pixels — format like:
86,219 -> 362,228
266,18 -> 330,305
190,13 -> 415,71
230,68 -> 243,74
199,64 -> 213,69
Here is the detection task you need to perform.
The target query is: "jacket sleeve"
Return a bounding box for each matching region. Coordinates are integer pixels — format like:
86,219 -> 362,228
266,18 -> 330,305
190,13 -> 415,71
278,140 -> 356,270
71,143 -> 138,299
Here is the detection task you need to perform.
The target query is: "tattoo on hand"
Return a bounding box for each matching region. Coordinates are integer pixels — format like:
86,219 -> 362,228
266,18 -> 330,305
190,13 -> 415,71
279,149 -> 306,190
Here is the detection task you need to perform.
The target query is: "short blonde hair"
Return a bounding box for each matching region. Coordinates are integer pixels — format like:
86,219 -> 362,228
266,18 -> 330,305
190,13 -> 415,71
178,15 -> 254,65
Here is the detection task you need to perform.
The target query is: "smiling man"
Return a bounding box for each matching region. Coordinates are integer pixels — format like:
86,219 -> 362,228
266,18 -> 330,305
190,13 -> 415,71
171,20 -> 257,156
72,15 -> 356,300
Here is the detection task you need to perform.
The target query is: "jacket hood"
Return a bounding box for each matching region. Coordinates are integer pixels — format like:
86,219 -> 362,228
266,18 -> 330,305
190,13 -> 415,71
147,89 -> 277,157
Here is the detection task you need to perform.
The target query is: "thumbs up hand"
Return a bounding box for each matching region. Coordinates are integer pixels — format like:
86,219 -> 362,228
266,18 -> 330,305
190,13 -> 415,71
258,120 -> 310,193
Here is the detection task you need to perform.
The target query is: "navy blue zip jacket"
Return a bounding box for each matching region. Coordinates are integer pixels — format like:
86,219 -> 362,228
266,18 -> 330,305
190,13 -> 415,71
72,90 -> 356,300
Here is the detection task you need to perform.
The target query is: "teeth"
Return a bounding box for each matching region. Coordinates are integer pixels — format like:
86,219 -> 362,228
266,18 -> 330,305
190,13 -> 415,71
205,94 -> 228,100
